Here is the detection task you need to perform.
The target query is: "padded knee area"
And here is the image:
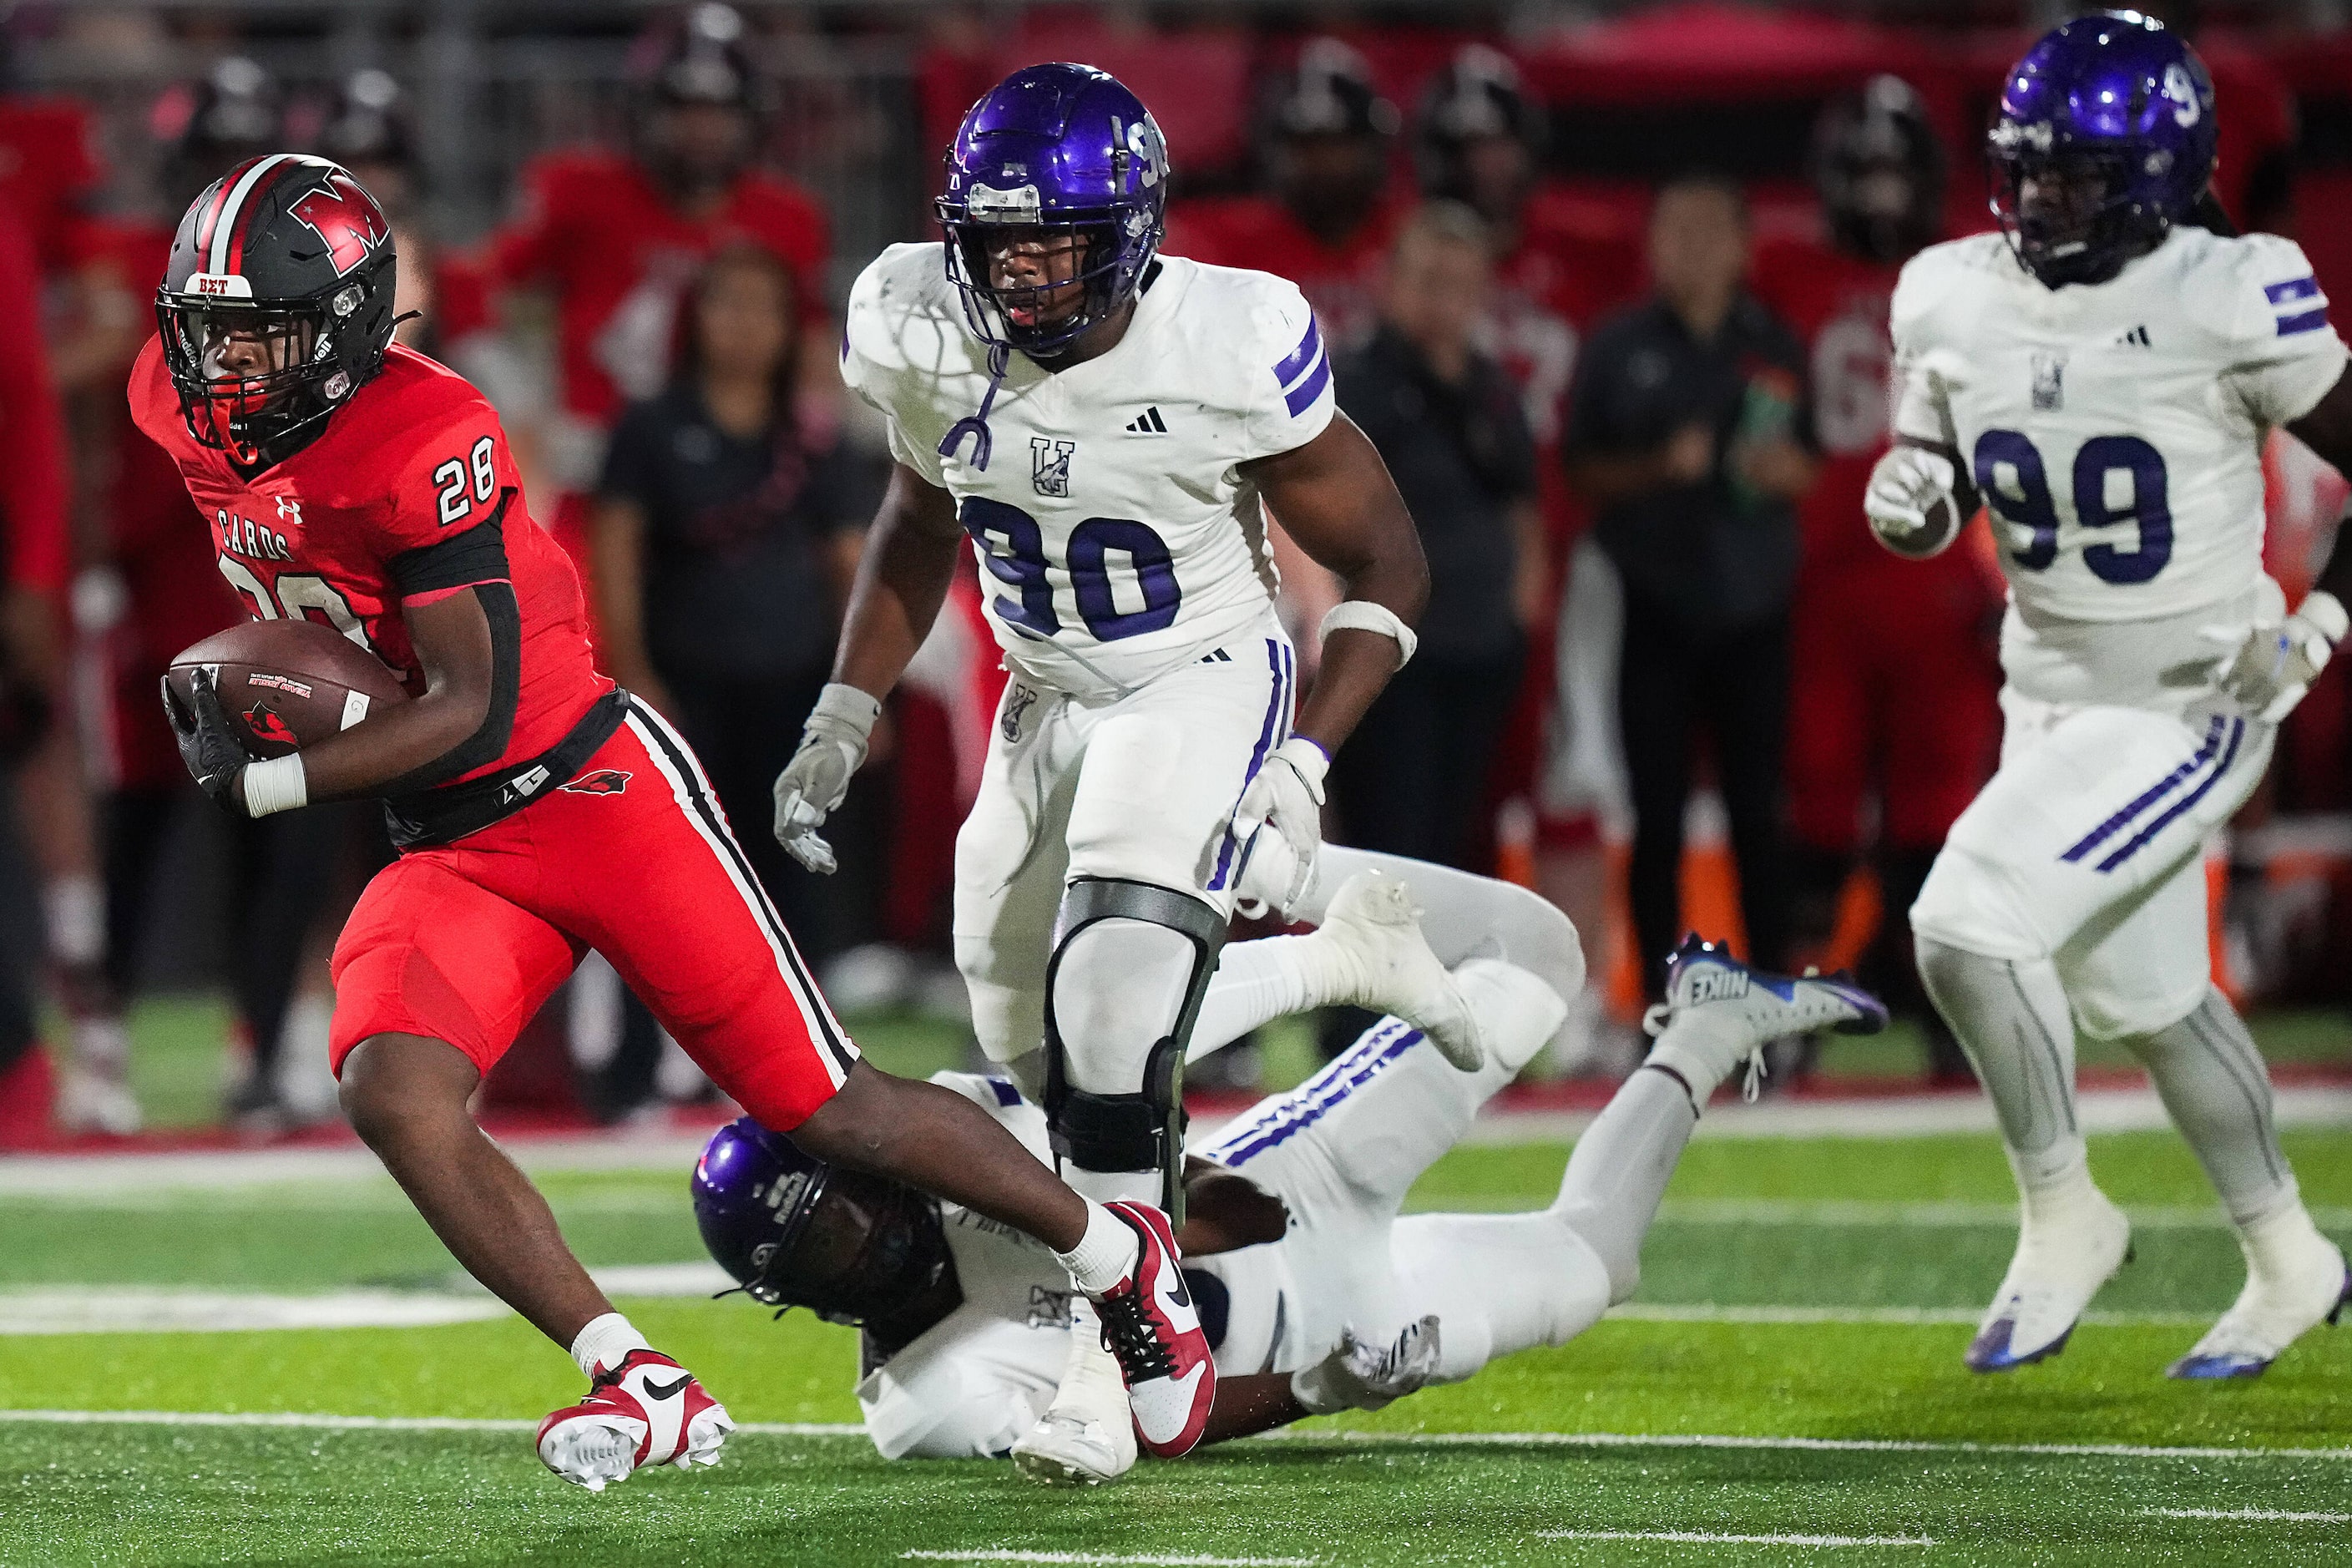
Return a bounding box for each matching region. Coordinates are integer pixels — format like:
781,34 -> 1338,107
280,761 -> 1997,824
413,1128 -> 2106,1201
1051,918 -> 1201,1095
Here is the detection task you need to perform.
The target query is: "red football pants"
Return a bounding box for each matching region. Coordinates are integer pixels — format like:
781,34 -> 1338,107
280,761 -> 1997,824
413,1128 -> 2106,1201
328,699 -> 858,1129
1784,561 -> 2002,854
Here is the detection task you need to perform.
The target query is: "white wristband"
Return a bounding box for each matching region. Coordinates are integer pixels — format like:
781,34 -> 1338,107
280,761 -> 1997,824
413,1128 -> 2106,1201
1319,600 -> 1418,669
808,680 -> 883,741
240,754 -> 308,817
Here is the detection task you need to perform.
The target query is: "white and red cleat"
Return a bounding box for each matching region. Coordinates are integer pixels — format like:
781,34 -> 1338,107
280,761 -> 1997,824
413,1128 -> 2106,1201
1090,1201 -> 1216,1459
536,1348 -> 733,1491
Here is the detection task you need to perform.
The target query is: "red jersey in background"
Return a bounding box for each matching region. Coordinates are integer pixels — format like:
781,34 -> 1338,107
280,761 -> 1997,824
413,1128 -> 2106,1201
0,196 -> 70,602
1165,193 -> 1404,351
487,150 -> 830,426
1750,235 -> 2000,854
129,341 -> 609,780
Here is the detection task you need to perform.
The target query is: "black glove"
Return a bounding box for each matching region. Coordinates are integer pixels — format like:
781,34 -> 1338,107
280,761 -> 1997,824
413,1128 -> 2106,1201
161,666 -> 253,814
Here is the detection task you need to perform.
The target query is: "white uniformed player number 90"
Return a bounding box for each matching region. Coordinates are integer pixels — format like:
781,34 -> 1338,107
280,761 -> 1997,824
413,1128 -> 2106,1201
432,437 -> 498,528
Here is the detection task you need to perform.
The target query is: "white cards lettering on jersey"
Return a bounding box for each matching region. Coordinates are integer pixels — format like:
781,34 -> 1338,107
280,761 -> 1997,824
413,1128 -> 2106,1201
842,243 -> 1338,697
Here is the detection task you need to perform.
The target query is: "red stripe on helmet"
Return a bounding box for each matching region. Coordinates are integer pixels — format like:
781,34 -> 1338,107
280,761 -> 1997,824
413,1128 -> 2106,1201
223,155 -> 306,278
190,155 -> 271,260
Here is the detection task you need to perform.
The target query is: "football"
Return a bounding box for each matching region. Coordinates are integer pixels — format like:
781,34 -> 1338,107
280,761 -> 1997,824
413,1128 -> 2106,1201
165,620 -> 410,758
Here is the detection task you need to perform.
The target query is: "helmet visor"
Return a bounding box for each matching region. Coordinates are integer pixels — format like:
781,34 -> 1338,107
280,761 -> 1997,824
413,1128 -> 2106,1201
741,1164 -> 944,1326
938,207 -> 1130,353
157,296 -> 327,458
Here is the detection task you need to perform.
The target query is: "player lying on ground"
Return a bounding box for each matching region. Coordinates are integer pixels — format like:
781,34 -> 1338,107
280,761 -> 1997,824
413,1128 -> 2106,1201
138,153 -> 1222,1490
1863,13 -> 2352,1378
695,854 -> 1884,1480
770,69 -> 1435,1356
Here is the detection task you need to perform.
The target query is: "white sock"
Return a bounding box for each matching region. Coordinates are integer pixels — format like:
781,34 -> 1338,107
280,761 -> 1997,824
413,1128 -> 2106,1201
1054,1200 -> 1143,1295
2241,1196 -> 2324,1279
43,876 -> 105,969
569,1312 -> 652,1378
2008,1137 -> 2098,1222
1188,938 -> 1319,1063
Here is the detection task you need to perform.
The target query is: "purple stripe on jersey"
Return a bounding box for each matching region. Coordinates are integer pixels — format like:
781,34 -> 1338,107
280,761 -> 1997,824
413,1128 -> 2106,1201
2277,308 -> 2331,336
1282,352 -> 1332,417
1208,1019 -> 1425,1166
1206,640 -> 1290,893
2264,276 -> 2321,304
1274,316 -> 1322,387
2060,716 -> 2224,864
2094,717 -> 2244,873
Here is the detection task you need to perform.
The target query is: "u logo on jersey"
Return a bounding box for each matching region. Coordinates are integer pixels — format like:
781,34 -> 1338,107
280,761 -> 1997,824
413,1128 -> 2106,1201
1030,437 -> 1075,498
2031,351 -> 2066,412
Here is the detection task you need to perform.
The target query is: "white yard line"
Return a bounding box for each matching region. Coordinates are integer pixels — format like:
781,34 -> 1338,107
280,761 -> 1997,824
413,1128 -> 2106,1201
1603,1303 -> 2213,1328
904,1555 -> 1318,1567
1648,1199 -> 2352,1231
1538,1531 -> 1934,1547
8,1409 -> 2349,1465
2142,1506 -> 2352,1522
0,1282 -> 2218,1335
7,1083 -> 2349,1196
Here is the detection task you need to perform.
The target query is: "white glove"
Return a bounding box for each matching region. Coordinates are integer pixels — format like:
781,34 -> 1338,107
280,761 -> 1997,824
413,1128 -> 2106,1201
771,683 -> 882,874
1289,1316 -> 1443,1415
1864,444 -> 1960,559
1227,736 -> 1328,919
2209,591 -> 2349,723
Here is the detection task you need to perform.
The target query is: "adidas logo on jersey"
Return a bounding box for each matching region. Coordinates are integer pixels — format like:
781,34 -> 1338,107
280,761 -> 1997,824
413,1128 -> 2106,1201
1124,407 -> 1169,435
2114,325 -> 2152,347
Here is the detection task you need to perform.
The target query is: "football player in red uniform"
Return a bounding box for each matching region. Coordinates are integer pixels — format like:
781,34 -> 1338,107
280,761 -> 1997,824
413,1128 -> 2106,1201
134,154 -> 1216,1487
485,5 -> 828,449
1414,49 -> 1643,1058
1748,78 -> 2001,1081
1165,39 -> 1405,351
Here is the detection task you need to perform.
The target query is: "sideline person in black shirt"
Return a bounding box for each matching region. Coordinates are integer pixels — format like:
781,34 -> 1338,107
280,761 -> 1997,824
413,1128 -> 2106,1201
592,241 -> 868,966
1331,200 -> 1545,870
1563,175 -> 1814,991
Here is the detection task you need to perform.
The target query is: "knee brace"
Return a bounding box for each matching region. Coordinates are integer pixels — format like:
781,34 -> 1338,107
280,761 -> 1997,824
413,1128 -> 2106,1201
1042,878 -> 1226,1217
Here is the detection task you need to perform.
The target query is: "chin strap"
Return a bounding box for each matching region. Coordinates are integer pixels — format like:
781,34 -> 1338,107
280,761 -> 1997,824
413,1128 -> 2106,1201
938,342 -> 1012,471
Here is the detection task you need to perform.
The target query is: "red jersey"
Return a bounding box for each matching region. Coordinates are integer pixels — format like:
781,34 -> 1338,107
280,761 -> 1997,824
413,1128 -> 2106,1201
1165,193 -> 1404,351
488,150 -> 830,426
1488,189 -> 1644,448
1750,236 -> 1915,576
129,340 -> 609,781
0,196 -> 69,598
0,96 -> 102,275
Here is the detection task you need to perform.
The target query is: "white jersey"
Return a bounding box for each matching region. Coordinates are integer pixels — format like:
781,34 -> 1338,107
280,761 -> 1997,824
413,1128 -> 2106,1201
842,243 -> 1337,698
1891,229 -> 2346,708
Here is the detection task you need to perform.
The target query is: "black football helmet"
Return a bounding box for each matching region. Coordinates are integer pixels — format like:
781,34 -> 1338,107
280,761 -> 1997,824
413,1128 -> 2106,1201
157,55 -> 283,215
155,154 -> 398,469
1415,43 -> 1545,220
631,3 -> 769,195
1812,75 -> 1945,265
1261,39 -> 1399,240
318,68 -> 419,207
692,1117 -> 960,1353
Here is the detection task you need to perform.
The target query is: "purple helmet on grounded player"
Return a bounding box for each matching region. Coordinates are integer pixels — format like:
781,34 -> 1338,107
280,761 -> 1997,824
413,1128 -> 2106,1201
936,62 -> 1169,358
1989,10 -> 2217,289
691,1116 -> 957,1335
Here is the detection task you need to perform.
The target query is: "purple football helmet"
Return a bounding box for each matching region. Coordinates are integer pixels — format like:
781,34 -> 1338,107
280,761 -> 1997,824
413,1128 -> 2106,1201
1989,10 -> 2218,289
691,1116 -> 955,1330
936,63 -> 1169,359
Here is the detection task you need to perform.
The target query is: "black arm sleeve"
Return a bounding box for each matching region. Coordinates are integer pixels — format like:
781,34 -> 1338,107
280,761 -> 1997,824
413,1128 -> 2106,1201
380,498 -> 523,794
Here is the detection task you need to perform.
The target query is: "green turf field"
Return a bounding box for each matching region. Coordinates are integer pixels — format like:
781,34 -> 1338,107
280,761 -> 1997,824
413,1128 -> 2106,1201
4,1124 -> 2349,1565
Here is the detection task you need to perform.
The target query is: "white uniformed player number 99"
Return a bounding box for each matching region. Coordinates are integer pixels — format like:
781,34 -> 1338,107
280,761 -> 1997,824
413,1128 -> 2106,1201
432,437 -> 498,528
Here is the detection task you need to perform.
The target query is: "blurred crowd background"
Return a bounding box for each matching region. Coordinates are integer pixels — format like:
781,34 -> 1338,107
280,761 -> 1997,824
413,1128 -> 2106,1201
4,0 -> 2352,1147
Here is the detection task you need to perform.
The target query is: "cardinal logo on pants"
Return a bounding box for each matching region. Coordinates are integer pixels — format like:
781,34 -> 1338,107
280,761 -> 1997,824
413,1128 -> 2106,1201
561,769 -> 632,796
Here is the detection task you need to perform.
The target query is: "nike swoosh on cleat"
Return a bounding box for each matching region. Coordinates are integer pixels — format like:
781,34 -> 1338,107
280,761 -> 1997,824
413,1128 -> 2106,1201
642,1375 -> 693,1401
